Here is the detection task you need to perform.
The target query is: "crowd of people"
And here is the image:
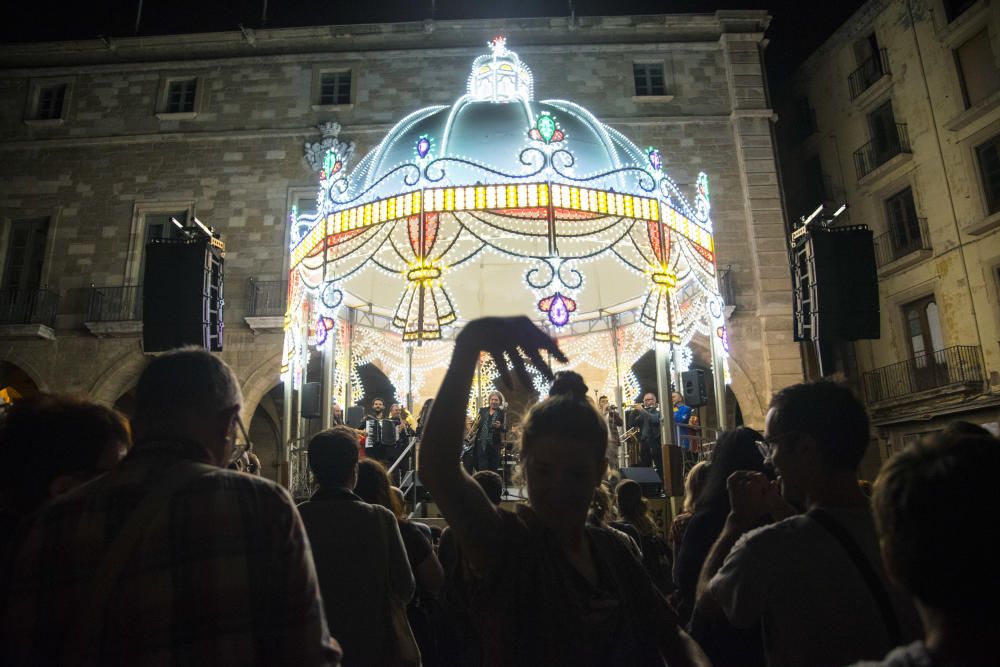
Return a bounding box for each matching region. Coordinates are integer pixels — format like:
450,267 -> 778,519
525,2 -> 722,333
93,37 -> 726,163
0,314 -> 996,666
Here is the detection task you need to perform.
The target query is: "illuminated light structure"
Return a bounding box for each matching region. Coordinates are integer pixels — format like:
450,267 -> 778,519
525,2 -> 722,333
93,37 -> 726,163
283,37 -> 732,424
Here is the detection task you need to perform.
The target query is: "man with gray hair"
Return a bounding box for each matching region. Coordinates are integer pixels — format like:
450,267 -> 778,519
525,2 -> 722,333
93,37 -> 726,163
1,348 -> 341,666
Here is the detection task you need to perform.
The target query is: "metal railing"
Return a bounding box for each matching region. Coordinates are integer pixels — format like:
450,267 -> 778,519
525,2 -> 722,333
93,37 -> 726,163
288,439 -> 315,502
863,345 -> 984,403
718,266 -> 736,308
247,279 -> 287,317
874,218 -> 931,267
853,123 -> 911,179
87,285 -> 142,321
0,288 -> 59,326
849,49 -> 891,100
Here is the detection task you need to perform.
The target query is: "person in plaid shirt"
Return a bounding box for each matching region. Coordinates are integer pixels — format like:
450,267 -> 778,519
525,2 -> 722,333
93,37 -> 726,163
0,348 -> 341,666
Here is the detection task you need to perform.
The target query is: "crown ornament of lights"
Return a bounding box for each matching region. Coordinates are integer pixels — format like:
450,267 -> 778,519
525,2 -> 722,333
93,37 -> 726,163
283,38 -> 731,395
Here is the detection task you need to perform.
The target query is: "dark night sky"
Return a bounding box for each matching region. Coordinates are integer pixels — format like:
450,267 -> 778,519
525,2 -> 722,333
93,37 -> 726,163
0,0 -> 866,82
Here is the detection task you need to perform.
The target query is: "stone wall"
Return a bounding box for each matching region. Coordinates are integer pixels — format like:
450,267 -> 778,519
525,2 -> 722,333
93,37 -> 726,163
776,0 -> 1000,460
0,12 -> 799,431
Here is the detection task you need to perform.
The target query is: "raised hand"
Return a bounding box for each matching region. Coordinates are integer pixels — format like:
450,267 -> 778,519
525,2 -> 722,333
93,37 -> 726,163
455,316 -> 567,389
726,470 -> 780,529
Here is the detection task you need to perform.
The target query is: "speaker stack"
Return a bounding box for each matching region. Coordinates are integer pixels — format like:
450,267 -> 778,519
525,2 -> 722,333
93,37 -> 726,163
142,235 -> 225,352
791,224 -> 879,343
681,369 -> 708,407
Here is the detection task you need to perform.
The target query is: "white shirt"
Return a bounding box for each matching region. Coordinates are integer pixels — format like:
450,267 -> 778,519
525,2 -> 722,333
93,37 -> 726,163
709,506 -> 921,667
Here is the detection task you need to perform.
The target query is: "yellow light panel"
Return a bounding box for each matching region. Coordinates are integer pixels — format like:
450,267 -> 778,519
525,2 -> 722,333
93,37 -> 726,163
289,181 -> 714,271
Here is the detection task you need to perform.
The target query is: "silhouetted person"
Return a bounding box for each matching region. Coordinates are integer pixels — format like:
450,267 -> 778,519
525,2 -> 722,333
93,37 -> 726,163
420,317 -> 709,667
298,426 -> 414,666
0,348 -> 340,666
850,430 -> 1000,666
697,379 -> 921,667
0,395 -> 130,555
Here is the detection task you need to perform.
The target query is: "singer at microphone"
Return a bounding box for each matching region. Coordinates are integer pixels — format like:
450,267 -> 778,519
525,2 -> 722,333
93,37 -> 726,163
471,390 -> 506,473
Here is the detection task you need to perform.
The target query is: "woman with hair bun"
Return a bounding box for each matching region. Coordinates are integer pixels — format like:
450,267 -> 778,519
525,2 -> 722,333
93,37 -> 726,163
419,316 -> 709,667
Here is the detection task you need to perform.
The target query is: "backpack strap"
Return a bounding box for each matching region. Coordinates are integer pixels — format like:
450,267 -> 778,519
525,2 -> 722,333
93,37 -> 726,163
63,460 -> 218,666
807,508 -> 902,647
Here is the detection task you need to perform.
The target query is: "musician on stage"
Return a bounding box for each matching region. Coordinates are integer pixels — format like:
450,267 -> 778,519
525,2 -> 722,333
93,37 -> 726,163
385,403 -> 417,476
364,397 -> 388,461
468,391 -> 506,473
598,395 -> 623,470
629,392 -> 663,475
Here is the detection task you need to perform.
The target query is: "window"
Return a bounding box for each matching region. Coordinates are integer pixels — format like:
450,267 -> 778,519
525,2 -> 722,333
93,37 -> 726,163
853,33 -> 880,65
885,187 -> 923,255
868,101 -> 901,159
295,196 -> 318,218
944,0 -> 978,22
164,79 -> 197,114
318,71 -> 351,106
975,134 -> 1000,213
34,84 -> 66,120
903,295 -> 945,362
2,218 -> 49,292
138,211 -> 187,281
633,63 -> 666,97
955,29 -> 1000,108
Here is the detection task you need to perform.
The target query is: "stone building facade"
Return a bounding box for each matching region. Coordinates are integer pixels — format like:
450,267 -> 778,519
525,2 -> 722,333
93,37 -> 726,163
0,11 -> 799,478
777,0 -> 1000,470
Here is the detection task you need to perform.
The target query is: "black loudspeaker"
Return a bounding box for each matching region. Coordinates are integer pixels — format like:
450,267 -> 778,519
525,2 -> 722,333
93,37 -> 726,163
681,369 -> 708,407
621,466 -> 663,498
792,224 -> 879,342
143,236 -> 224,352
301,382 -> 322,418
346,406 -> 366,428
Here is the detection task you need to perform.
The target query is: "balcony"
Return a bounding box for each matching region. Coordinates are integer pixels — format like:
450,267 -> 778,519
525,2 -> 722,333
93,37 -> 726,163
245,279 -> 287,332
874,218 -> 932,273
863,345 -> 985,405
0,288 -> 59,339
84,285 -> 143,337
853,124 -> 912,181
849,49 -> 891,101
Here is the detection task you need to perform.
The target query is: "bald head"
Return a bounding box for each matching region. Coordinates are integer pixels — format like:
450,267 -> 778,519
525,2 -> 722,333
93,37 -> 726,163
132,347 -> 242,463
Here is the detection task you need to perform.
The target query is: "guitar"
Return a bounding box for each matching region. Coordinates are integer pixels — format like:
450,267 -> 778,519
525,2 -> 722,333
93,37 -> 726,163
461,410 -> 482,458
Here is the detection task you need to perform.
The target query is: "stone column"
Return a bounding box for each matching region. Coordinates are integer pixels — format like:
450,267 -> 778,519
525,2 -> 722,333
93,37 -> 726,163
719,20 -> 803,420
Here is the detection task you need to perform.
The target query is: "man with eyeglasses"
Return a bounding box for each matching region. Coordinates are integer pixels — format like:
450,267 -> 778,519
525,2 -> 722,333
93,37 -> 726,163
694,379 -> 920,667
1,348 -> 341,666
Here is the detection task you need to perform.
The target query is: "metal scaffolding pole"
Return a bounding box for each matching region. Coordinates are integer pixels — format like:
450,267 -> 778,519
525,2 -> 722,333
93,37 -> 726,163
610,313 -> 624,409
655,341 -> 677,450
321,323 -> 336,429
344,308 -> 354,409
281,363 -> 293,488
709,328 -> 729,431
406,345 -> 414,411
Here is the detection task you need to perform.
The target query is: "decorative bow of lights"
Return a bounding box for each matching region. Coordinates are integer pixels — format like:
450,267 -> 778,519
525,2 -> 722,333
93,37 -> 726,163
393,214 -> 457,341
286,38 -> 726,354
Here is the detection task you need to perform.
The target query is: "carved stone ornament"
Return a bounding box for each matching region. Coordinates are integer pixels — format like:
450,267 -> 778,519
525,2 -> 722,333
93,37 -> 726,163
303,122 -> 356,173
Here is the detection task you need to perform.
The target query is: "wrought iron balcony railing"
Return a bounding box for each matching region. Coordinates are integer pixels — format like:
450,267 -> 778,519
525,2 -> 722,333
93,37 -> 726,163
849,49 -> 891,100
87,285 -> 142,322
0,288 -> 59,326
874,218 -> 931,267
853,123 -> 911,179
247,279 -> 287,317
863,345 -> 984,403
